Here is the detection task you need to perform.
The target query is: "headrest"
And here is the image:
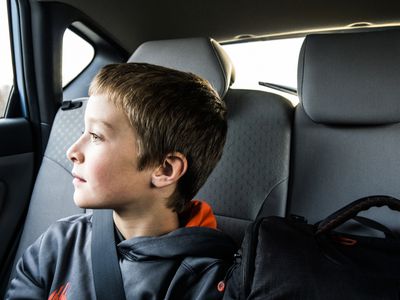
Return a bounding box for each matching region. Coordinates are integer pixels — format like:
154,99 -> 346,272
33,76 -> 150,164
298,29 -> 400,125
128,37 -> 235,98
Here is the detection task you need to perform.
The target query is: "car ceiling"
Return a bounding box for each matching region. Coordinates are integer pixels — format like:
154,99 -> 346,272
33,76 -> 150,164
37,0 -> 400,53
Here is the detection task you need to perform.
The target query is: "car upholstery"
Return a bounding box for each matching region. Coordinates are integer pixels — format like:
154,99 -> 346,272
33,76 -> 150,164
125,37 -> 293,245
288,28 -> 400,234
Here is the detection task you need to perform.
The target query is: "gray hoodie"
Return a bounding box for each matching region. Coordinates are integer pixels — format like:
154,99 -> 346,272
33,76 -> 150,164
6,213 -> 236,300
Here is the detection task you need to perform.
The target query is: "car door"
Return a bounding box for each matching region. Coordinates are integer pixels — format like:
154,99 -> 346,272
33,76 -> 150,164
0,0 -> 38,291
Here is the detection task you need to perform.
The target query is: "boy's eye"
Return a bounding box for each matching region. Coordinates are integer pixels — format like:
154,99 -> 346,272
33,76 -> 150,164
89,132 -> 102,142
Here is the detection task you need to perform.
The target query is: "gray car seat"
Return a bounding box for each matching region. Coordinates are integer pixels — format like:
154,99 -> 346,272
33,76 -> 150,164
288,28 -> 400,234
196,88 -> 293,244
130,38 -> 294,245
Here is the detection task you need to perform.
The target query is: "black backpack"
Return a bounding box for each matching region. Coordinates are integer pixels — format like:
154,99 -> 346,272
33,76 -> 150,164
223,196 -> 400,300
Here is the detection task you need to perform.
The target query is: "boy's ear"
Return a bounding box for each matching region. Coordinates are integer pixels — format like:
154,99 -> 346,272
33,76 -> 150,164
151,152 -> 188,188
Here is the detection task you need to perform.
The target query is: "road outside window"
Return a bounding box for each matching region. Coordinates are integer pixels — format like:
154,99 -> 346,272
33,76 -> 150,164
0,0 -> 13,118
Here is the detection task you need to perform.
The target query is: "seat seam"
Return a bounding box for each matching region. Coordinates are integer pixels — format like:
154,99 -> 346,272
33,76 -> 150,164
257,176 -> 289,218
42,155 -> 72,177
215,214 -> 252,222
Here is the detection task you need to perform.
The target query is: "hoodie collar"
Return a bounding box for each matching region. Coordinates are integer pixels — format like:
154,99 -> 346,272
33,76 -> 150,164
115,200 -> 218,243
118,226 -> 235,261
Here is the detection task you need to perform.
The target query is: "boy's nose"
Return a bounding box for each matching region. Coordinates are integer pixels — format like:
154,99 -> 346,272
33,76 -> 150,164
66,142 -> 84,163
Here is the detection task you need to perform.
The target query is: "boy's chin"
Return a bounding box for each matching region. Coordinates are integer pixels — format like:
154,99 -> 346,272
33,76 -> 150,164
73,197 -> 90,209
73,196 -> 99,209
73,195 -> 113,210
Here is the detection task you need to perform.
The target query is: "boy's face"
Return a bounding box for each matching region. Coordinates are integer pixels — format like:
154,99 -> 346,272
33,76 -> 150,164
66,94 -> 155,210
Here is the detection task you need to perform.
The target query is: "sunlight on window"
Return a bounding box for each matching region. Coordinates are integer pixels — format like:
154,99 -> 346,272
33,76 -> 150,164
0,0 -> 14,117
222,38 -> 304,105
62,29 -> 95,87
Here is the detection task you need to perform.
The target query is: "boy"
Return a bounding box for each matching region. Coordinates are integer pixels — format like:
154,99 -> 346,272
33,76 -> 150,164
6,63 -> 236,299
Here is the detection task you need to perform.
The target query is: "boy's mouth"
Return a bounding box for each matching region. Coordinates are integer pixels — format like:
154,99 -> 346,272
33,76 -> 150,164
72,172 -> 87,184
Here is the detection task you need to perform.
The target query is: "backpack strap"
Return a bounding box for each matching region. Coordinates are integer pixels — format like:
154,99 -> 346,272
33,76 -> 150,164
91,209 -> 127,300
316,195 -> 400,235
352,215 -> 399,239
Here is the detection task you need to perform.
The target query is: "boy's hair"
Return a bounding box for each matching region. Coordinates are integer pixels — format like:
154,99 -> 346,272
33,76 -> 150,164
89,63 -> 227,213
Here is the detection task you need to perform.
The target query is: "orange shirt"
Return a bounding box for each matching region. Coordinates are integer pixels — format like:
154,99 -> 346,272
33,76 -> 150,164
180,200 -> 217,229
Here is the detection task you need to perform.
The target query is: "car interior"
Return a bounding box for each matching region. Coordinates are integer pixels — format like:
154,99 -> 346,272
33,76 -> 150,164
1,0 -> 400,297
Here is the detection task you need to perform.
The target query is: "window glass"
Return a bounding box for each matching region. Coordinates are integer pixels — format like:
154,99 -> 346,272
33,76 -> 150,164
222,37 -> 304,105
0,0 -> 14,117
62,29 -> 95,87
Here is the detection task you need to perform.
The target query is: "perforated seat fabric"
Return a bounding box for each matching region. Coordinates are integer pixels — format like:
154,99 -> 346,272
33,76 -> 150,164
288,29 -> 400,234
289,106 -> 400,231
196,89 -> 293,244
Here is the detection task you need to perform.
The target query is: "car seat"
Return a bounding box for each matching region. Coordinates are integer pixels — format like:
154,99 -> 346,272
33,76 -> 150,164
130,38 -> 294,245
288,28 -> 400,234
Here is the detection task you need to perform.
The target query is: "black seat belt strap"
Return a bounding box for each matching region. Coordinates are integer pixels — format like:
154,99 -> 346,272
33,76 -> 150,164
91,209 -> 127,300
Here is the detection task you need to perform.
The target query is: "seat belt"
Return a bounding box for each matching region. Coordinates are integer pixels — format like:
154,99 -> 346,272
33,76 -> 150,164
91,209 -> 127,300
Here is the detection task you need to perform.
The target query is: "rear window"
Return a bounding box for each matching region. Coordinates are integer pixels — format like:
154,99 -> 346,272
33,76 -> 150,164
222,37 -> 304,105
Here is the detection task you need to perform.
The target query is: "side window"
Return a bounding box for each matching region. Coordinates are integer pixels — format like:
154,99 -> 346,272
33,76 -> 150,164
62,29 -> 95,87
222,37 -> 304,106
0,0 -> 14,118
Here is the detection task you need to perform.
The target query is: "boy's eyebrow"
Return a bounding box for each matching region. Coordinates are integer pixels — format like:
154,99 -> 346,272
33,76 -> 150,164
87,117 -> 114,131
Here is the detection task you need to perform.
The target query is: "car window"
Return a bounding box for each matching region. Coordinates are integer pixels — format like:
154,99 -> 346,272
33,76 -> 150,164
222,37 -> 304,105
0,0 -> 14,118
62,29 -> 95,87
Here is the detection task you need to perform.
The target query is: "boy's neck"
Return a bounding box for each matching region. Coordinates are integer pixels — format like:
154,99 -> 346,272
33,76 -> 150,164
112,205 -> 179,240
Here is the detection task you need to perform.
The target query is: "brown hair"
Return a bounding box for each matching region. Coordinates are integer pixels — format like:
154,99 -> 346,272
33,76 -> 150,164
89,63 -> 227,212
